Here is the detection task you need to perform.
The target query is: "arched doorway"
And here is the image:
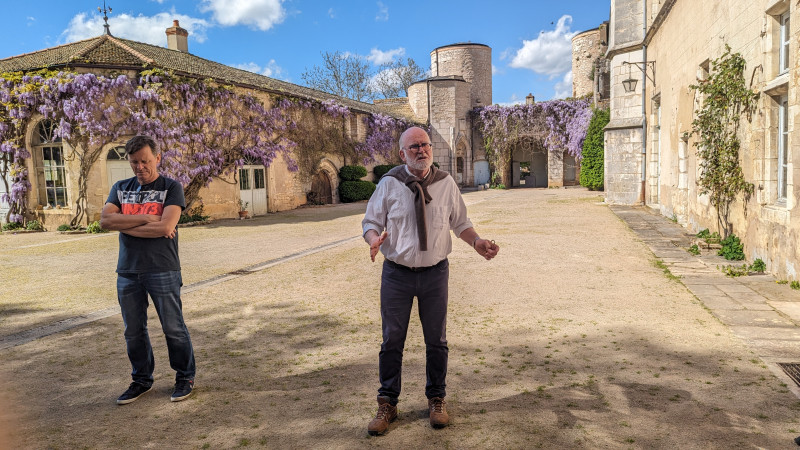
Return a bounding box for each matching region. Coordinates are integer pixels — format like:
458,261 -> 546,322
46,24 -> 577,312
308,170 -> 333,205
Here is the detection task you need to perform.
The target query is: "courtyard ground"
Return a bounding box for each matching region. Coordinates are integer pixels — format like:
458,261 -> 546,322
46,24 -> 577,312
1,187 -> 799,449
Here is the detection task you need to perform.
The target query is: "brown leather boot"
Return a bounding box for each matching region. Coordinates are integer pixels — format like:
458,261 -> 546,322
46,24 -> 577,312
367,397 -> 397,436
428,397 -> 449,428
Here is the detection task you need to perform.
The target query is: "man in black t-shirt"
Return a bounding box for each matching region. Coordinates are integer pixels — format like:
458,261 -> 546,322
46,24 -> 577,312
100,135 -> 196,405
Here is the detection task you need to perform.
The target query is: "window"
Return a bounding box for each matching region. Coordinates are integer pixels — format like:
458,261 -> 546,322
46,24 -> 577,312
253,168 -> 265,190
106,146 -> 127,160
780,12 -> 790,74
33,120 -> 68,207
778,95 -> 789,200
239,168 -> 250,190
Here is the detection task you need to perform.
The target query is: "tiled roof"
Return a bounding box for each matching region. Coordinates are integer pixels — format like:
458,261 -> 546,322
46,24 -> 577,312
372,98 -> 416,121
0,34 -> 419,120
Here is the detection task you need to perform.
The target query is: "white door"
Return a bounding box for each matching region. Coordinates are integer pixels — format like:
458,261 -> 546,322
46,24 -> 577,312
106,146 -> 134,188
239,165 -> 267,216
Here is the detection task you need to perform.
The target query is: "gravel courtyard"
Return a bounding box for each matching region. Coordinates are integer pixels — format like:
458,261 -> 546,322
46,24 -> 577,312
0,187 -> 798,449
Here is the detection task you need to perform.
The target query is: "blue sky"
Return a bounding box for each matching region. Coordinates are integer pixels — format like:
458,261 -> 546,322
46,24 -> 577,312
1,0 -> 609,104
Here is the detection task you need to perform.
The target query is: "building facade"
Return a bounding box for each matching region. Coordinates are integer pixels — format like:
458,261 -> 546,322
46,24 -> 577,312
0,21 -> 404,226
602,0 -> 800,279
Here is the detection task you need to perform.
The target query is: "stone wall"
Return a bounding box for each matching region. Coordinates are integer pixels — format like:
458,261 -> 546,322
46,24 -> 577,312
430,44 -> 492,108
572,28 -> 607,98
606,0 -> 800,279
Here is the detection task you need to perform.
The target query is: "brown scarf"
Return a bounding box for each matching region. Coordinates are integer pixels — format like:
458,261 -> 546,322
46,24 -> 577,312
384,164 -> 450,251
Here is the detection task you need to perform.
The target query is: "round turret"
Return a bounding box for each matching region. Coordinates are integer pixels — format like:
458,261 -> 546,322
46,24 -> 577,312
430,43 -> 491,108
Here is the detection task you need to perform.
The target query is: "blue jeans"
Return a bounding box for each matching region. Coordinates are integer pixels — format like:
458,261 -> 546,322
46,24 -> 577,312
117,271 -> 195,386
378,259 -> 449,403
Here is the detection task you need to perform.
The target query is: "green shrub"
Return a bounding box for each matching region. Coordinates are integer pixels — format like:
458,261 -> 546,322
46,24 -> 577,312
373,164 -> 397,182
2,222 -> 22,231
750,258 -> 766,273
687,244 -> 700,255
718,233 -> 744,260
697,228 -> 721,243
339,180 -> 376,203
339,165 -> 367,181
433,162 -> 440,169
57,224 -> 72,231
25,220 -> 44,231
580,108 -> 610,190
719,264 -> 748,277
86,220 -> 108,234
792,281 -> 800,290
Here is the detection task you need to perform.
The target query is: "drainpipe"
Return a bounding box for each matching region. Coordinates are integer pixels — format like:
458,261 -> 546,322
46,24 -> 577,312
640,0 -> 648,205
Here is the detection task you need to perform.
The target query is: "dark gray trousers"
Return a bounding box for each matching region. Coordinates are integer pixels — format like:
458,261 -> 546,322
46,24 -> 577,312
378,259 -> 449,403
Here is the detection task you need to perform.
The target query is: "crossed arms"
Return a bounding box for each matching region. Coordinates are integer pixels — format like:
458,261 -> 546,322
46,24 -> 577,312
100,203 -> 182,239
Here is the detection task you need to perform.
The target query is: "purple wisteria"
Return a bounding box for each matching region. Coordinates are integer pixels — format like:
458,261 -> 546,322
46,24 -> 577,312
475,98 -> 592,186
0,68 -> 406,224
356,113 -> 410,166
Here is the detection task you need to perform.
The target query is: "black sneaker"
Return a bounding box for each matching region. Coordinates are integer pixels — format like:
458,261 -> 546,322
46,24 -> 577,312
171,379 -> 194,402
116,382 -> 152,405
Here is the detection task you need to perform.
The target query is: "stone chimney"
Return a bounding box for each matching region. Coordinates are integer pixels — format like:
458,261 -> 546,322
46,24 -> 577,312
166,20 -> 188,52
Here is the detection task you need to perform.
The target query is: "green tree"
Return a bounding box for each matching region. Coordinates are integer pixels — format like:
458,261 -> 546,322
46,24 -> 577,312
579,108 -> 609,190
686,45 -> 759,237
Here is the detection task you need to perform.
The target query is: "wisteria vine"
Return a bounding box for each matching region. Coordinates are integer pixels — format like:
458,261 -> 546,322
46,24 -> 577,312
0,68 -> 405,225
474,98 -> 592,186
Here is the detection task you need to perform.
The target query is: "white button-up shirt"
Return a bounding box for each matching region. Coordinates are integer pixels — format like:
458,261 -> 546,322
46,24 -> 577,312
362,167 -> 473,268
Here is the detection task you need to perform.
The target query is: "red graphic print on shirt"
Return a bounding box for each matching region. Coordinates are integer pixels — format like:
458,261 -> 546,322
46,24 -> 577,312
118,189 -> 167,216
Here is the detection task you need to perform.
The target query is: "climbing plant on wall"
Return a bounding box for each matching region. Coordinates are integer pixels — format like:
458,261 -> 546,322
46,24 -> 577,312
686,45 -> 759,237
474,98 -> 592,187
0,69 -> 402,225
579,107 -> 609,190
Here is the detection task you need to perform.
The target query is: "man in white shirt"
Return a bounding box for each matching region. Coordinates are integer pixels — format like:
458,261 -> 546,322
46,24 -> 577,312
362,126 -> 499,436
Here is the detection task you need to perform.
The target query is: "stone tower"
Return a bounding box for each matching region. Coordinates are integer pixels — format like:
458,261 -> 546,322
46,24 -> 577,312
407,43 -> 492,186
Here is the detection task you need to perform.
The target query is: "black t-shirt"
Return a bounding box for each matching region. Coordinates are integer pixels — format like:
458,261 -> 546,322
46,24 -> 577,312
106,175 -> 185,273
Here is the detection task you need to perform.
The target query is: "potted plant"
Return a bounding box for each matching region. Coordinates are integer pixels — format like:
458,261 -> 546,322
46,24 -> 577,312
237,199 -> 249,219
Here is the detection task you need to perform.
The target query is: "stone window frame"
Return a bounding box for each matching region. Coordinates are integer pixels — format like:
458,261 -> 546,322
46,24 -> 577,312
761,85 -> 790,210
766,0 -> 791,79
777,94 -> 789,201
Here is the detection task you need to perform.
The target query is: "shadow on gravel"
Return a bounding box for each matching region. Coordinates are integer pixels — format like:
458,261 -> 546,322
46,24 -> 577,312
3,306 -> 798,449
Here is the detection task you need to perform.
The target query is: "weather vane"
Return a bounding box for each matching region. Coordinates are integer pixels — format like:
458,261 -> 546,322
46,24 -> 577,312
98,1 -> 112,36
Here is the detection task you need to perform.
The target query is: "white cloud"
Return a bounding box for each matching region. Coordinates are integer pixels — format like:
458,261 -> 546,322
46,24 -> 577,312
367,47 -> 404,65
233,59 -> 287,79
201,0 -> 286,31
510,15 -> 577,76
26,16 -> 35,27
491,64 -> 500,75
62,12 -> 211,45
376,1 -> 388,21
553,71 -> 573,99
328,8 -> 335,19
150,0 -> 166,3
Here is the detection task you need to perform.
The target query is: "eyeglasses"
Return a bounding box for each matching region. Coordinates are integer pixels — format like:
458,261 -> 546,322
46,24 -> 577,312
406,142 -> 432,152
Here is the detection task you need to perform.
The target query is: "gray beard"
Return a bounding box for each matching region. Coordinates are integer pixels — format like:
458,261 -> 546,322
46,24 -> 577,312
406,158 -> 432,172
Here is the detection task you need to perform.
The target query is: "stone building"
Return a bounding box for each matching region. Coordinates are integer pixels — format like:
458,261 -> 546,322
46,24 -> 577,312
600,0 -> 800,279
407,43 -> 493,187
571,23 -> 610,105
0,21 -> 408,226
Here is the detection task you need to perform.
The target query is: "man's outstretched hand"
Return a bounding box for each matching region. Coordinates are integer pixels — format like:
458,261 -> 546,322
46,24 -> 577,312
370,231 -> 388,262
